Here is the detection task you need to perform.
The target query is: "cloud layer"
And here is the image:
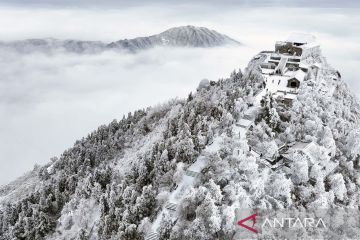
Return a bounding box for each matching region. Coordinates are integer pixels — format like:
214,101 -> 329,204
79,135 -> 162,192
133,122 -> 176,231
0,46 -> 254,185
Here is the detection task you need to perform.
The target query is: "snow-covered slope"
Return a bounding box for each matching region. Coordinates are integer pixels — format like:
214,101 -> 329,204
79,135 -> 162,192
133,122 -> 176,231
1,38 -> 360,240
0,169 -> 40,209
0,26 -> 240,54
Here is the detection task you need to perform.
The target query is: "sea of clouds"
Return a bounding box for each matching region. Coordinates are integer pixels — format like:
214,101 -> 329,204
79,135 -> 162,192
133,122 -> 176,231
0,45 -> 254,184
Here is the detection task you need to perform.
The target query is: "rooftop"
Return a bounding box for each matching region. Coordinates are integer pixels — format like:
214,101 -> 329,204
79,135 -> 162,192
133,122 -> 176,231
290,69 -> 307,82
286,33 -> 316,44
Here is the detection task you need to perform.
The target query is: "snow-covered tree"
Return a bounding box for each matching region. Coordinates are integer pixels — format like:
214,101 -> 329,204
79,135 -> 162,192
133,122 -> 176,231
267,172 -> 293,207
329,173 -> 347,202
290,152 -> 309,184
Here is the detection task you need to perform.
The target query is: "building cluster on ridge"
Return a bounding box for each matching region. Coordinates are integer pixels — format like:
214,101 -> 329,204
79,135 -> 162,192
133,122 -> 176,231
257,33 -> 322,106
247,34 -> 339,179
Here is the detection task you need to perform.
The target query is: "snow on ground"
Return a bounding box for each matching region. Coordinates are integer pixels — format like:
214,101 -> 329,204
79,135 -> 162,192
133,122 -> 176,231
48,197 -> 101,240
187,156 -> 207,173
0,170 -> 40,209
168,175 -> 195,204
151,209 -> 167,232
237,119 -> 253,128
205,135 -> 223,153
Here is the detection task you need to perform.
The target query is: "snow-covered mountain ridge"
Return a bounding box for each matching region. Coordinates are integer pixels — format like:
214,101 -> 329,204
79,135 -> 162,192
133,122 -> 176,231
0,26 -> 240,54
1,34 -> 360,240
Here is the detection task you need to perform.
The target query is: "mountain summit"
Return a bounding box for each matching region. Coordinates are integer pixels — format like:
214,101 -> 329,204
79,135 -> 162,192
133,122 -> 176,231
108,26 -> 240,51
0,26 -> 240,54
1,34 -> 360,240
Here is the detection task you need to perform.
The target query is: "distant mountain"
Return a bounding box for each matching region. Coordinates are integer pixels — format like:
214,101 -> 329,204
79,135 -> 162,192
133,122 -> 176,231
107,26 -> 240,51
0,26 -> 240,54
0,38 -> 106,54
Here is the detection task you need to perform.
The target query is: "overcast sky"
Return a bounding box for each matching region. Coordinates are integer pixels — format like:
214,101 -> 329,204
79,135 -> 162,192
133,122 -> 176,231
2,0 -> 360,8
0,2 -> 359,185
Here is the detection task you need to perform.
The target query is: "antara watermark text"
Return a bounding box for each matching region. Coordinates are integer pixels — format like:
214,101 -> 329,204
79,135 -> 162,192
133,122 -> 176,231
262,217 -> 327,229
236,213 -> 327,235
235,209 -> 360,239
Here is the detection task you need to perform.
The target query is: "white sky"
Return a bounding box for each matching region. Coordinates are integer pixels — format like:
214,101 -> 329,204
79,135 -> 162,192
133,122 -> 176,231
0,5 -> 359,185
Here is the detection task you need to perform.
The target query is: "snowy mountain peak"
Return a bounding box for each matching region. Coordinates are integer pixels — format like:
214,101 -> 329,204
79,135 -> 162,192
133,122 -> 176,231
0,26 -> 240,54
108,25 -> 240,51
158,25 -> 240,46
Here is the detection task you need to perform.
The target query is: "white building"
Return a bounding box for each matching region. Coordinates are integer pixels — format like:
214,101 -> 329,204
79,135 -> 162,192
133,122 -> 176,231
257,33 -> 320,106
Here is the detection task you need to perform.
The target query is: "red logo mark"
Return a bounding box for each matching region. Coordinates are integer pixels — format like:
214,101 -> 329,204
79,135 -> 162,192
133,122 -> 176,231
237,213 -> 258,234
